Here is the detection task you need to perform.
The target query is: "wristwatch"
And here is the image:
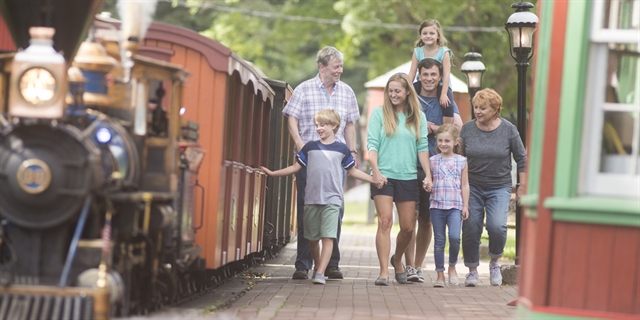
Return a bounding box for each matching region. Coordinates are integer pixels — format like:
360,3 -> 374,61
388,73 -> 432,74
350,149 -> 358,154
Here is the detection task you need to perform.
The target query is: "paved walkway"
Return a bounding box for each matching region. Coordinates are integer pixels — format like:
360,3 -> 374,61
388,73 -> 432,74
137,230 -> 518,319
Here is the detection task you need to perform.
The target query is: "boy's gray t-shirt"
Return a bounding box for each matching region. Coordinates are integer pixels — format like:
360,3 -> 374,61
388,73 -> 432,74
460,118 -> 527,187
296,141 -> 356,206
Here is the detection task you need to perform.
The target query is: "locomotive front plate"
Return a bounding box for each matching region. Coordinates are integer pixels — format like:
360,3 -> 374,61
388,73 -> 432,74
16,158 -> 52,194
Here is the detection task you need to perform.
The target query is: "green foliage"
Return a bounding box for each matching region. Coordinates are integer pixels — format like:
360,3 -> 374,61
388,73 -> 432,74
99,0 -> 538,114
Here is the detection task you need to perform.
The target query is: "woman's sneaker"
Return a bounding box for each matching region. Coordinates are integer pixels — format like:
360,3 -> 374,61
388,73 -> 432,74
465,270 -> 479,287
490,262 -> 502,286
407,266 -> 419,282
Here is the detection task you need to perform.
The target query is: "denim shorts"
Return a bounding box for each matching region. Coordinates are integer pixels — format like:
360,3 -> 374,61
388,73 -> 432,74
370,178 -> 419,201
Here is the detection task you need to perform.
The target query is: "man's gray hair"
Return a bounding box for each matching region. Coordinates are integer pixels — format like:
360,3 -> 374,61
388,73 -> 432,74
316,46 -> 344,66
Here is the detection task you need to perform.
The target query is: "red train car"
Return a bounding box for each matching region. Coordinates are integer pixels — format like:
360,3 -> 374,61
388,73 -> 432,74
133,21 -> 296,270
0,15 -> 15,52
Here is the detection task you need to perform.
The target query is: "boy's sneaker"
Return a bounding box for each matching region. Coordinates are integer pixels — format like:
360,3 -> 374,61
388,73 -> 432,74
406,266 -> 419,282
465,270 -> 479,287
490,262 -> 502,286
312,274 -> 326,285
415,268 -> 425,283
324,266 -> 343,279
292,269 -> 308,280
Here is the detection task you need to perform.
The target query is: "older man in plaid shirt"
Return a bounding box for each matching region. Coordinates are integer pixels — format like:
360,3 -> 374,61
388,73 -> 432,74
283,46 -> 360,280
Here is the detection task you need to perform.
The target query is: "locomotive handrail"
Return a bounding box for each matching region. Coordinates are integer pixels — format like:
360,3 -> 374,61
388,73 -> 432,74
193,180 -> 205,231
109,191 -> 177,202
58,195 -> 92,287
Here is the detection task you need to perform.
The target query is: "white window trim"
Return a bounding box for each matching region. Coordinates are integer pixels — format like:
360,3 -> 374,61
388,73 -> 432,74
590,0 -> 640,44
579,44 -> 640,198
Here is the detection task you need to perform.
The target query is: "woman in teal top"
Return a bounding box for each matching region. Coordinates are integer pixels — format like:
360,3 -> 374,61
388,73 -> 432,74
367,73 -> 431,286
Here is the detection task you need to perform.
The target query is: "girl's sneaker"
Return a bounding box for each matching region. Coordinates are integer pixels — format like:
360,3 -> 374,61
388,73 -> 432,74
406,266 -> 419,282
465,270 -> 479,287
415,268 -> 425,283
312,274 -> 326,285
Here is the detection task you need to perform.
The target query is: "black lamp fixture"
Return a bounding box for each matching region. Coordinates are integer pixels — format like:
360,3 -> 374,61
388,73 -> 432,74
505,1 -> 538,266
460,52 -> 486,119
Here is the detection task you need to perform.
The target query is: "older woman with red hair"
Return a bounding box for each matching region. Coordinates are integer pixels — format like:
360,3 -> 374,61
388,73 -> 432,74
459,88 -> 527,287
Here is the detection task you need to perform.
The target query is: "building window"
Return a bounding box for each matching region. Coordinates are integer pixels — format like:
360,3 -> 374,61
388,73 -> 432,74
580,0 -> 639,197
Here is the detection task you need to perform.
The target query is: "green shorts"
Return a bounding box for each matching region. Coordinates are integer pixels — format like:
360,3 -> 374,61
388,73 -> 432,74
303,204 -> 340,241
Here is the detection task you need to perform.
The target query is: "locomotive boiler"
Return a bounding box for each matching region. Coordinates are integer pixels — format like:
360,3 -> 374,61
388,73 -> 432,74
0,0 -> 206,318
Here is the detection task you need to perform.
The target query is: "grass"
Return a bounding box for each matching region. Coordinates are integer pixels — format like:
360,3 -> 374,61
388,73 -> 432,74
342,198 -> 517,262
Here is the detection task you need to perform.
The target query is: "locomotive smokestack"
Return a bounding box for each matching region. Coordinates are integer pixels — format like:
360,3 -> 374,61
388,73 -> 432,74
117,0 -> 158,54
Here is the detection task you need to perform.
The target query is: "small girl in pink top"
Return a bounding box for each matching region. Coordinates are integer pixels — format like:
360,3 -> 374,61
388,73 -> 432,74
425,123 -> 469,287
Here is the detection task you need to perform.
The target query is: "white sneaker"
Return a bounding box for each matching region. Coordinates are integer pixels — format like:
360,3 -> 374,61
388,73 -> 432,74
490,262 -> 502,286
465,270 -> 479,287
448,273 -> 459,286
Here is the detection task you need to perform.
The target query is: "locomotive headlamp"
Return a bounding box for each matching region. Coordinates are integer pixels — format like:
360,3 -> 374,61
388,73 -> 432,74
96,127 -> 112,144
19,67 -> 58,105
8,27 -> 67,118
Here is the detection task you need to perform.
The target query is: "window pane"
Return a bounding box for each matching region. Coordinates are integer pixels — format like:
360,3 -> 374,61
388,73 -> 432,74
603,0 -> 640,30
600,111 -> 639,174
605,45 -> 639,104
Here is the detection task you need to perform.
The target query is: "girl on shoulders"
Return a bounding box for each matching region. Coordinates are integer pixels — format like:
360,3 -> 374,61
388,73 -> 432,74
427,123 -> 469,287
408,19 -> 454,107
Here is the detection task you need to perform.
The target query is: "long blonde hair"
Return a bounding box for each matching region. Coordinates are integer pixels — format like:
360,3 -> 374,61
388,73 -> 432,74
382,73 -> 422,142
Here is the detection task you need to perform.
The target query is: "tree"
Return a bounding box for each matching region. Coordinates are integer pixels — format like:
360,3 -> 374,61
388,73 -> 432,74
99,0 -> 538,115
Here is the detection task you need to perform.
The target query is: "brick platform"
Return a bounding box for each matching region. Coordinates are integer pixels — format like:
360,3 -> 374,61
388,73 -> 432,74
140,230 -> 518,319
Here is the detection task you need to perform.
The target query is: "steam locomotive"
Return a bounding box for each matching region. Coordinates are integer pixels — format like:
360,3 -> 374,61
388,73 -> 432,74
0,0 -> 297,318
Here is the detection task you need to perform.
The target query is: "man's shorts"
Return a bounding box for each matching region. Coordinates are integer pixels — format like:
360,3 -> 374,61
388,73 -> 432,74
417,168 -> 432,221
370,178 -> 419,202
303,204 -> 340,241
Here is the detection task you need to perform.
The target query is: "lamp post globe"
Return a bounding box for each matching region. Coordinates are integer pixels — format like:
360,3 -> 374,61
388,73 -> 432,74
460,52 -> 486,119
505,1 -> 538,266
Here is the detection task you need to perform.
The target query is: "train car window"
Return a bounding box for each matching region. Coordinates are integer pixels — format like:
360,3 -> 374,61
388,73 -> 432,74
233,74 -> 245,162
581,0 -> 639,197
148,80 -> 170,137
238,81 -> 254,164
248,92 -> 262,167
225,73 -> 241,161
259,97 -> 271,167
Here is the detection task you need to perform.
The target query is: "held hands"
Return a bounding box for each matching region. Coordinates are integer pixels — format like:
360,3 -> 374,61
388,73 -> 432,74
422,177 -> 432,192
440,94 -> 451,107
461,207 -> 469,221
372,171 -> 387,189
427,121 -> 436,134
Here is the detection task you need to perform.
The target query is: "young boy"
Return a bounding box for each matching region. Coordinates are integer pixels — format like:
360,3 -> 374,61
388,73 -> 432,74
261,109 -> 373,284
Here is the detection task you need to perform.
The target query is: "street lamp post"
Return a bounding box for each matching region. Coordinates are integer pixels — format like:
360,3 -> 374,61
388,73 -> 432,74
460,52 -> 486,119
505,1 -> 538,265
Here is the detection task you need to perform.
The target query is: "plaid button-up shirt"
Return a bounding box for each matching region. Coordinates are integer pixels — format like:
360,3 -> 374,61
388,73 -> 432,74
430,154 -> 467,210
283,74 -> 360,150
